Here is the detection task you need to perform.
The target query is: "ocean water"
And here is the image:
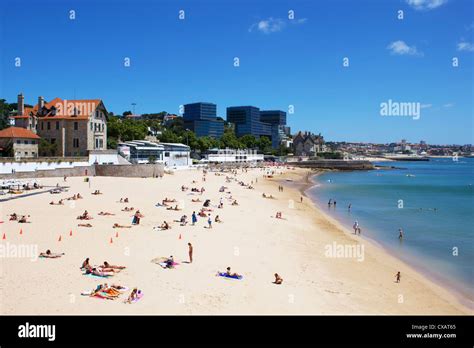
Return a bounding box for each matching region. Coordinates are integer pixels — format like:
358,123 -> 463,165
306,158 -> 474,304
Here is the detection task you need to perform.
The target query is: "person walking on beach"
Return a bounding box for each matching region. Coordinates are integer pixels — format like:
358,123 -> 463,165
192,211 -> 197,226
188,243 -> 193,263
207,214 -> 212,229
395,271 -> 401,283
353,221 -> 360,234
300,196 -> 303,203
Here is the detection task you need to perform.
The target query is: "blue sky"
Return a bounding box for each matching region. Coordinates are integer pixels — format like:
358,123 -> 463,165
1,0 -> 473,144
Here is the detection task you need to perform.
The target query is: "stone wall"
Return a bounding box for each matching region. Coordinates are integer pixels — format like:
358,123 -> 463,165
0,165 -> 94,179
95,163 -> 164,177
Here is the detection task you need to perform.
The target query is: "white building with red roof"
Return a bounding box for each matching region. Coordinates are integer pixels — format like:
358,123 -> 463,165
0,126 -> 40,159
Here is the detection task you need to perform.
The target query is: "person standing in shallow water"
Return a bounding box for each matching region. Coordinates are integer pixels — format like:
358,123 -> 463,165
398,228 -> 403,240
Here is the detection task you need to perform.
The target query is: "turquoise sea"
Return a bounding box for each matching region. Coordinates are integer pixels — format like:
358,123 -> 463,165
306,158 -> 474,306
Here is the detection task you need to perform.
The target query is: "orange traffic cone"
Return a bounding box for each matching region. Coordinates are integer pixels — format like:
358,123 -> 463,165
69,230 -> 73,237
58,235 -> 62,242
19,228 -> 23,235
2,233 -> 6,240
115,231 -> 119,238
179,234 -> 182,240
110,237 -> 113,244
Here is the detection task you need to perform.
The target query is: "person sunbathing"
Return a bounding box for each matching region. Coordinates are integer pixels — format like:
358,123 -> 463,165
101,283 -> 122,296
81,258 -> 91,270
98,211 -> 115,216
77,210 -> 92,220
121,206 -> 134,211
163,198 -> 176,203
101,261 -> 126,270
113,223 -> 132,229
225,266 -> 241,278
124,288 -> 140,303
165,256 -> 175,269
18,215 -> 30,223
273,273 -> 283,285
78,223 -> 93,228
9,213 -> 18,221
191,198 -> 202,202
232,200 -> 239,206
92,190 -> 102,195
39,249 -> 65,258
166,205 -> 180,211
154,221 -> 170,230
85,267 -> 114,277
178,215 -> 188,226
215,215 -> 222,223
77,193 -> 83,199
275,212 -> 282,219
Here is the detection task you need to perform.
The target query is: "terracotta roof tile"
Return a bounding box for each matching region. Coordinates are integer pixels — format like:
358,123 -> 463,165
0,127 -> 40,139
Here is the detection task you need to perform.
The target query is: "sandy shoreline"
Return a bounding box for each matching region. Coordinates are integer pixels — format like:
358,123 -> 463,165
0,167 -> 471,314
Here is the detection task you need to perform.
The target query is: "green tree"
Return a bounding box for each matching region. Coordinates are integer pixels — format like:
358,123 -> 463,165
239,134 -> 257,149
257,136 -> 272,154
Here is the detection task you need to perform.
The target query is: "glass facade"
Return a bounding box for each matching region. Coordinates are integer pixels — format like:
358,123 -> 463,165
260,110 -> 287,126
183,102 -> 223,138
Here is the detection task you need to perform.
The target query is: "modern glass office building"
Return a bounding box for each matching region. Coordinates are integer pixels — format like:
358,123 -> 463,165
183,102 -> 224,138
226,106 -> 272,138
260,110 -> 287,126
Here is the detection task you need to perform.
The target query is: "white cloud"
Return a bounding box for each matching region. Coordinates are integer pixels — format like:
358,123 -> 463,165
248,17 -> 307,34
421,104 -> 432,109
457,41 -> 474,52
249,18 -> 285,34
406,0 -> 448,11
443,103 -> 454,108
387,40 -> 423,56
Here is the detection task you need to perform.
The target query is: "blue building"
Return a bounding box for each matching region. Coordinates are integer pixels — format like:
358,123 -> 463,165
226,106 -> 272,138
183,102 -> 224,138
226,106 -> 289,149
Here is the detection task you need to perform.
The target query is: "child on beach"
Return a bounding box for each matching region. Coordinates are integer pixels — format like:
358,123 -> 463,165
207,214 -> 212,229
395,272 -> 401,283
273,273 -> 283,285
188,243 -> 193,263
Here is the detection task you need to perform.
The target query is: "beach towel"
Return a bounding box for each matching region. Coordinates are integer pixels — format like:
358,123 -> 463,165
130,292 -> 144,303
218,272 -> 243,280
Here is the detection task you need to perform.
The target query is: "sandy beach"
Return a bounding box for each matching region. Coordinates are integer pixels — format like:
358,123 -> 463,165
0,167 -> 470,315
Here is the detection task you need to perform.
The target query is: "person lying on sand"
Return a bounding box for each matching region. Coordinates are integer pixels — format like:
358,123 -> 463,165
101,261 -> 126,270
92,190 -> 102,195
9,213 -> 18,221
191,198 -> 202,202
39,249 -> 65,258
159,221 -> 171,230
49,199 -> 64,205
232,200 -> 238,206
98,211 -> 115,216
78,223 -> 92,228
121,206 -> 134,212
113,223 -> 132,229
166,205 -> 180,211
163,198 -> 176,203
85,267 -> 114,277
177,215 -> 188,226
273,273 -> 283,285
18,215 -> 30,223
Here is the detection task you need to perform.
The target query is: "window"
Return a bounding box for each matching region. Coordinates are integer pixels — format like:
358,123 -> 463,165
90,122 -> 93,131
16,140 -> 20,144
24,152 -> 28,155
41,122 -> 44,130
73,138 -> 79,148
56,121 -> 59,130
47,122 -> 51,130
74,122 -> 78,130
165,152 -> 170,157
24,140 -> 28,144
